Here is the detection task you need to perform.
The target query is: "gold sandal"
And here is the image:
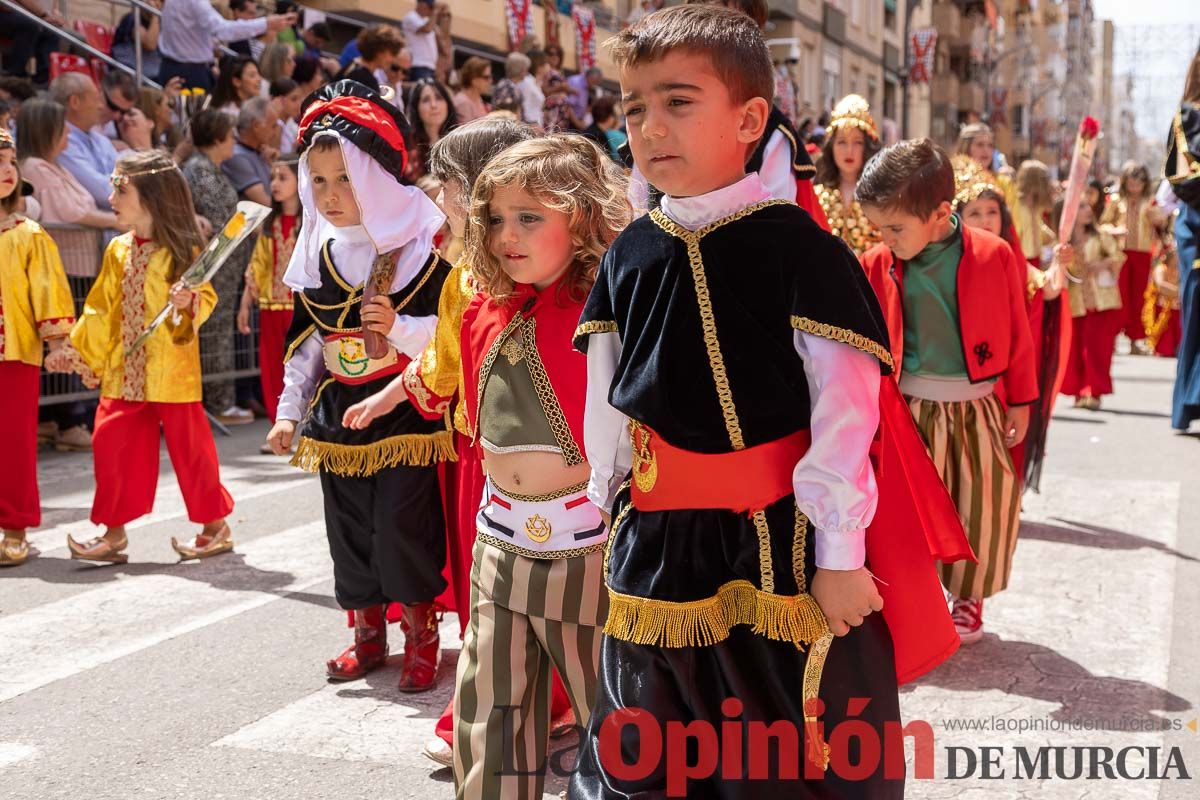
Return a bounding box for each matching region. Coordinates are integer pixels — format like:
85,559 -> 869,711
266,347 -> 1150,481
171,522 -> 234,561
67,532 -> 129,564
1,531 -> 30,567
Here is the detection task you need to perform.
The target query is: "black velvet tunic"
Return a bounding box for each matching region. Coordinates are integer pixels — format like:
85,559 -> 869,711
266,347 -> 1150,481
574,200 -> 893,644
283,240 -> 453,477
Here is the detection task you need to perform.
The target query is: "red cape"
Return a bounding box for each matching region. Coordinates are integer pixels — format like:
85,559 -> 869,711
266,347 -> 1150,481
870,378 -> 976,683
797,179 -> 831,232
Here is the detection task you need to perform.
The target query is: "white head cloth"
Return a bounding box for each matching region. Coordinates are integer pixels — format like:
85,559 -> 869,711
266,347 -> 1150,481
283,130 -> 446,293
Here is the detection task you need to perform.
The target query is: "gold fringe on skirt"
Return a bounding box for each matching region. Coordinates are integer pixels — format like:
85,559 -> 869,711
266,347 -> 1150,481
603,579 -> 829,650
290,430 -> 456,476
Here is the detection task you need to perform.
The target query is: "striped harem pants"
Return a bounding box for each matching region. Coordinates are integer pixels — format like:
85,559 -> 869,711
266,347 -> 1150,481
453,539 -> 608,800
907,392 -> 1022,601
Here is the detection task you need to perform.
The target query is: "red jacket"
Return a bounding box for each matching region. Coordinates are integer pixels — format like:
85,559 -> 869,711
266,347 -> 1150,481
860,223 -> 1039,405
460,278 -> 588,458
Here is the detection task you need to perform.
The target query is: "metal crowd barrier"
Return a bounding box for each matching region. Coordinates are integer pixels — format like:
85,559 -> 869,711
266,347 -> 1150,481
39,223 -> 264,409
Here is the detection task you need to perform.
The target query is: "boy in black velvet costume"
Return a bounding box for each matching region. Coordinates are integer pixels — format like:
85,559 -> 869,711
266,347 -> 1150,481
569,6 -> 970,798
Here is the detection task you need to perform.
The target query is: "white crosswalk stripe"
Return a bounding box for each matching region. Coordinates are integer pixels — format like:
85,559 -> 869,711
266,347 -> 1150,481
0,520 -> 330,704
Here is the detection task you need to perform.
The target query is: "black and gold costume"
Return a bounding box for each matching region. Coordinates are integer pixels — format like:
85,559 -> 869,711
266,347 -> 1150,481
569,201 -> 903,799
284,240 -> 453,607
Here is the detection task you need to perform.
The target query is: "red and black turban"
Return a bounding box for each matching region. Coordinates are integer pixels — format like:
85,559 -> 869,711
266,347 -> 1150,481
297,79 -> 411,183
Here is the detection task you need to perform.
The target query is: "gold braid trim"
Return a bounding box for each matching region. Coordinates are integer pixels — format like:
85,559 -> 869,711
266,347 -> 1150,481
574,320 -> 619,337
650,201 -> 793,594
322,240 -> 356,292
776,125 -> 817,176
604,579 -> 830,650
402,358 -> 448,417
290,430 -> 456,476
792,507 -> 810,593
752,510 -> 776,593
522,317 -> 585,466
790,316 -> 894,370
492,479 -> 590,503
284,324 -> 316,362
476,532 -> 605,561
472,310 -> 526,445
602,480 -> 633,586
392,253 -> 440,312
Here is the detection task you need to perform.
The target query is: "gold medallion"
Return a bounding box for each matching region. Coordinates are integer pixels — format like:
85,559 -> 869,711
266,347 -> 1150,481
525,514 -> 552,543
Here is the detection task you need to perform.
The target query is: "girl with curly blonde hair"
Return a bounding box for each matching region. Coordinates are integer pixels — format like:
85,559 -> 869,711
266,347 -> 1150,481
453,133 -> 630,799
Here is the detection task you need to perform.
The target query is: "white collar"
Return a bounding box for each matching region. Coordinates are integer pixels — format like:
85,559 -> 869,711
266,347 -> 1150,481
329,224 -> 372,245
660,173 -> 771,232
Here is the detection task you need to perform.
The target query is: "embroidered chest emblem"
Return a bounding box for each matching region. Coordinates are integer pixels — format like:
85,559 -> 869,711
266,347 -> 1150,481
973,342 -> 994,366
337,337 -> 370,375
525,514 -> 552,543
500,337 -> 525,365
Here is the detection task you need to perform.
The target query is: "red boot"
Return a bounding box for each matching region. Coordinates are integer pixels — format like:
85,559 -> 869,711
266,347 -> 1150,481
397,602 -> 441,692
326,605 -> 388,681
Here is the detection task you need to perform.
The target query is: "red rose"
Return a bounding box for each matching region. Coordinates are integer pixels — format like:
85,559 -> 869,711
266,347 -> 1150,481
1079,116 -> 1100,140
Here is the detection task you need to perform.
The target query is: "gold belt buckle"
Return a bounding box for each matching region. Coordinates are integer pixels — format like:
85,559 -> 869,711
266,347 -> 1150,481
629,419 -> 658,493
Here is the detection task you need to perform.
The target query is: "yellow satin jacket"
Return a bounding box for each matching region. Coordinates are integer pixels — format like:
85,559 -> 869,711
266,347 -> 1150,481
69,233 -> 216,403
0,216 -> 75,366
245,215 -> 296,310
403,260 -> 473,436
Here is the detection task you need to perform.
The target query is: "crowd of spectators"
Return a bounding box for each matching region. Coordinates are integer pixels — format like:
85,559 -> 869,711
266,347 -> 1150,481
0,0 -> 628,438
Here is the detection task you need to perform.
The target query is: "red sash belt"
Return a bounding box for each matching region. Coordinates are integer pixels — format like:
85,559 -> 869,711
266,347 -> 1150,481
628,421 -> 811,513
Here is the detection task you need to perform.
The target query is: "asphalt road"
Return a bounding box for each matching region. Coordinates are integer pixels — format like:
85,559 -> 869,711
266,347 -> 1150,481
1,352 -> 1197,799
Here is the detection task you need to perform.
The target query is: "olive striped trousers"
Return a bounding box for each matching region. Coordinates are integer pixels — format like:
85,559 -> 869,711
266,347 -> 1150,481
452,539 -> 607,800
907,393 -> 1023,601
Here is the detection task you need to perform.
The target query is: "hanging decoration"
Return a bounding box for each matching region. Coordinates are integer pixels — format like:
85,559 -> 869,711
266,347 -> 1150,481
909,28 -> 937,84
505,0 -> 534,52
572,5 -> 597,72
988,89 -> 1009,127
544,0 -> 560,49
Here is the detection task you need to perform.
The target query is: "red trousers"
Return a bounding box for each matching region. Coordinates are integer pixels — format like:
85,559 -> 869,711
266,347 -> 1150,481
1156,309 -> 1182,357
1061,309 -> 1120,398
1119,249 -> 1153,340
90,397 -> 234,526
0,362 -> 41,529
258,308 -> 293,423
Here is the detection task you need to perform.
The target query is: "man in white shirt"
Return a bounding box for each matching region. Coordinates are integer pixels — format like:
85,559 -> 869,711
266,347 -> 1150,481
156,0 -> 295,91
401,0 -> 439,81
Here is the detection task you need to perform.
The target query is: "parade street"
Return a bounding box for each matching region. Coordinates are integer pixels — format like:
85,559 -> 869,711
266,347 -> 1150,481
1,352 -> 1198,800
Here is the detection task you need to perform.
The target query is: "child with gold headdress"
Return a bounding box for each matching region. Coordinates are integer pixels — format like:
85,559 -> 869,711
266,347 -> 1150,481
815,94 -> 883,255
0,128 -> 75,567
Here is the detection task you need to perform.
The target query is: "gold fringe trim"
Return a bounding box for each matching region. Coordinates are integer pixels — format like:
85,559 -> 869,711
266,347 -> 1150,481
790,315 -> 895,370
290,430 -> 456,476
574,320 -> 619,337
604,579 -> 830,650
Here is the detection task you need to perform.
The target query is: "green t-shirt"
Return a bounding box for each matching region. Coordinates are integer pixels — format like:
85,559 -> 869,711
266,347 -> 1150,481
901,216 -> 967,377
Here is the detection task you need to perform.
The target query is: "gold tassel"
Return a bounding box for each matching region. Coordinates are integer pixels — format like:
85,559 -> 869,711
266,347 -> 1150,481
604,579 -> 830,650
290,430 -> 457,476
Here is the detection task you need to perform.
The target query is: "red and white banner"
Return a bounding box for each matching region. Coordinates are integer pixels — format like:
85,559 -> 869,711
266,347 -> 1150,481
572,6 -> 597,71
1031,118 -> 1048,147
505,0 -> 534,52
988,89 -> 1008,127
909,28 -> 937,84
